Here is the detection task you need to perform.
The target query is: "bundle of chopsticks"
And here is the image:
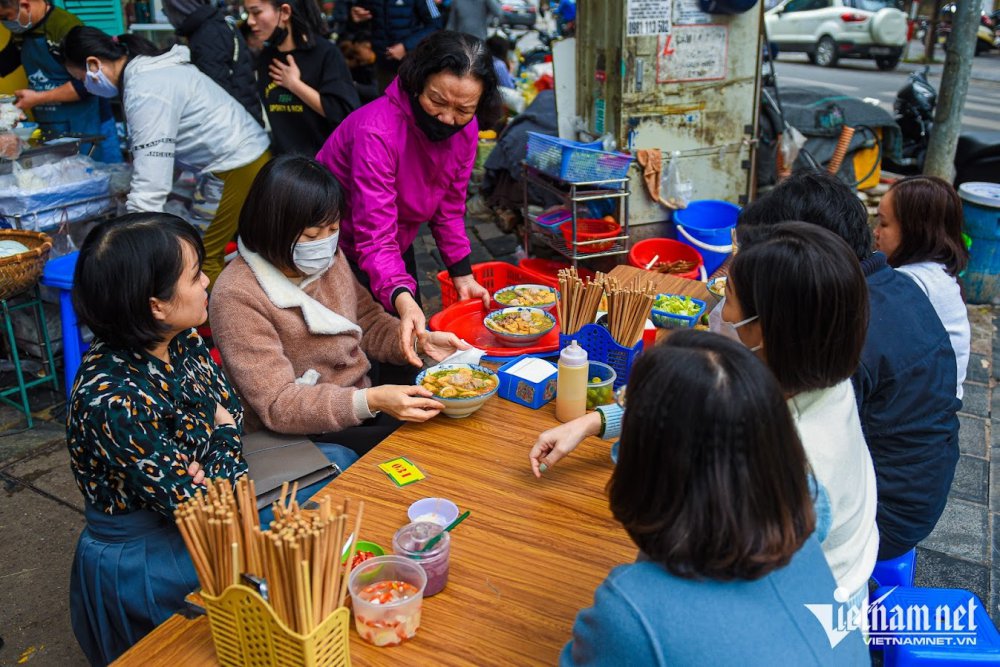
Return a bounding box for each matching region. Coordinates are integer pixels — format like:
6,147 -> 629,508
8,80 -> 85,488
558,268 -> 605,337
175,477 -> 364,634
604,275 -> 656,347
557,268 -> 656,347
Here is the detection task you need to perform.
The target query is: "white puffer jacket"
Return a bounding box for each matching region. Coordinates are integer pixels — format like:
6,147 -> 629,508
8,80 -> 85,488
122,45 -> 269,213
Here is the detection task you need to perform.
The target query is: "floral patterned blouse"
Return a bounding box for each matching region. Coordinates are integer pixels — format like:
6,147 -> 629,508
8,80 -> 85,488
67,329 -> 247,517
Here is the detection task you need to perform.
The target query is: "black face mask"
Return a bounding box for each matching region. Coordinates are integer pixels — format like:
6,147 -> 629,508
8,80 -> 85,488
265,24 -> 288,49
409,94 -> 470,142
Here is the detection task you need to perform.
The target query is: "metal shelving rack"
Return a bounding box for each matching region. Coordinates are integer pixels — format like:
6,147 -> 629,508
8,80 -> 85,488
521,163 -> 631,268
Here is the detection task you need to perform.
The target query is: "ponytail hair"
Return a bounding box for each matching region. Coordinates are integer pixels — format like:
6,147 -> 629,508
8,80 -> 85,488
263,0 -> 327,48
60,26 -> 162,69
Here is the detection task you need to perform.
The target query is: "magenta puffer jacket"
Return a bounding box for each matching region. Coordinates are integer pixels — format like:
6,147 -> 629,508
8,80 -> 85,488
316,78 -> 477,311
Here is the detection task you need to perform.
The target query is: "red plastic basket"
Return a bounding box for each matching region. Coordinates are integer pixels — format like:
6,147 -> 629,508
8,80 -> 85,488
560,218 -> 622,254
517,258 -> 595,284
437,261 -> 543,309
628,238 -> 704,281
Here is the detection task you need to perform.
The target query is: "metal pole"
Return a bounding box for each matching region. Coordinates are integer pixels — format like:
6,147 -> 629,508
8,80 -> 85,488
922,0 -> 979,181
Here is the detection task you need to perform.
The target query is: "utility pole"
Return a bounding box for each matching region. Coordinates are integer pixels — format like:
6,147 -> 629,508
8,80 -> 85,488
922,0 -> 979,180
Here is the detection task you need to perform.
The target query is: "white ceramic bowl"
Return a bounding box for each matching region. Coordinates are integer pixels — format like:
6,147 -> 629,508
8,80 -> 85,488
415,363 -> 500,418
483,307 -> 557,347
492,284 -> 559,311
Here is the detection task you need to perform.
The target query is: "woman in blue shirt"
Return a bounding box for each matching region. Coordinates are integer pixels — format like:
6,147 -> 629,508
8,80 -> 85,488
553,332 -> 869,665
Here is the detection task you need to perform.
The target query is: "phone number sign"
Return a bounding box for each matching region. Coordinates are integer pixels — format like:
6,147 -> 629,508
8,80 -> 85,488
627,0 -> 672,37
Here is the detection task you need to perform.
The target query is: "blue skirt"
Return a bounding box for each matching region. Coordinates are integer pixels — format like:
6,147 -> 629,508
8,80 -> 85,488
70,504 -> 198,666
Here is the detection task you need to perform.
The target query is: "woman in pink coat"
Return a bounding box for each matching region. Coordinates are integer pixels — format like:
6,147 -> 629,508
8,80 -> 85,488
316,30 -> 502,367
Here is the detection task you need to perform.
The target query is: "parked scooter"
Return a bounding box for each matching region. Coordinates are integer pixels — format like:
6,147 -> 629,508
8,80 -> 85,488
884,68 -> 1000,186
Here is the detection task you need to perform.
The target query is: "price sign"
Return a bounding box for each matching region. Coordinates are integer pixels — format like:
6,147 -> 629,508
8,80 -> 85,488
626,0 -> 672,37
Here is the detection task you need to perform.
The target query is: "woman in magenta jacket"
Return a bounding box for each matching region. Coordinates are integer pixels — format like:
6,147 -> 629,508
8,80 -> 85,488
316,30 -> 501,366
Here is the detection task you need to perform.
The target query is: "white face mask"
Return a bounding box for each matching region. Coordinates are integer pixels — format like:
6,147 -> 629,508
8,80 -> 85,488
292,231 -> 339,276
84,65 -> 119,98
708,296 -> 761,352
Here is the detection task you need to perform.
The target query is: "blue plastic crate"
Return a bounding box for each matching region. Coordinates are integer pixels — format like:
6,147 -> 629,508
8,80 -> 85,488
526,132 -> 633,183
497,355 -> 558,409
559,324 -> 640,390
650,294 -> 706,329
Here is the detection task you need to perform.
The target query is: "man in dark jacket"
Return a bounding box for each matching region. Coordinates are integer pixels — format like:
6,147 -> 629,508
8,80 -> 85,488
163,0 -> 263,126
737,170 -> 961,562
349,0 -> 442,92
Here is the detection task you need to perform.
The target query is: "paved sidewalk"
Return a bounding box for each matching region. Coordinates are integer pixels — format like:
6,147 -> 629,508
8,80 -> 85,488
1,211 -> 998,663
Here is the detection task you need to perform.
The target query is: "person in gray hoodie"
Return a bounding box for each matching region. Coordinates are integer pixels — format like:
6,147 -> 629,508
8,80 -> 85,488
445,0 -> 502,41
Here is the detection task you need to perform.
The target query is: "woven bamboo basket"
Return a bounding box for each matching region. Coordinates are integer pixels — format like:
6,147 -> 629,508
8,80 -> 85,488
0,229 -> 52,301
202,584 -> 351,667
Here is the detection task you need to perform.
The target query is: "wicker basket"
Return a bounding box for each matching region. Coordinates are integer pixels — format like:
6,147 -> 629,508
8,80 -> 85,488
202,584 -> 352,667
0,229 -> 53,301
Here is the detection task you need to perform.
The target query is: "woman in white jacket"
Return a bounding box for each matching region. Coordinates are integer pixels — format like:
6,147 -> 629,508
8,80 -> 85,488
60,26 -> 271,287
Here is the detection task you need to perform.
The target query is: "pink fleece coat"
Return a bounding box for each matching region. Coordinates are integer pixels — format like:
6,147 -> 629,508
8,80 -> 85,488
209,249 -> 408,435
315,78 -> 477,311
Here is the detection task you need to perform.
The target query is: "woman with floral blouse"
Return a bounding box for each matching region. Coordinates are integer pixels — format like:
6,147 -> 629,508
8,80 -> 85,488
66,213 -> 246,665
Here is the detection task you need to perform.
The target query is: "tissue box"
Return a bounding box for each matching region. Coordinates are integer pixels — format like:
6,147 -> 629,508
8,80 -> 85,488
498,355 -> 558,409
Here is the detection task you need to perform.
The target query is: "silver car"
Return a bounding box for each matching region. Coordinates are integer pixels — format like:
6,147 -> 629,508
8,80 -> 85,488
766,0 -> 908,70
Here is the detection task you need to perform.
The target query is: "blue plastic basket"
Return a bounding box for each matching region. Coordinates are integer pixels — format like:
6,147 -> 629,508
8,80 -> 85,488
559,324 -> 641,390
526,132 -> 634,183
650,294 -> 706,329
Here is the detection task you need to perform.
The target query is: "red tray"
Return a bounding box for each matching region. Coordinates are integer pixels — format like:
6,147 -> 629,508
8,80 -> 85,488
428,299 -> 561,357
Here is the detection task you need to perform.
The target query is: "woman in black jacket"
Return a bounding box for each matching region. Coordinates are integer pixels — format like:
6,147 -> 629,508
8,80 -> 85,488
163,0 -> 263,126
245,0 -> 359,156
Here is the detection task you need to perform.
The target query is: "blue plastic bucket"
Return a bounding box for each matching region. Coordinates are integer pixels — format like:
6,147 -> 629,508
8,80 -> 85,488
959,182 -> 1000,304
673,200 -> 741,275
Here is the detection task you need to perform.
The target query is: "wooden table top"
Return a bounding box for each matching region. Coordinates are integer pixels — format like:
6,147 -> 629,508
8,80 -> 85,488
114,395 -> 634,666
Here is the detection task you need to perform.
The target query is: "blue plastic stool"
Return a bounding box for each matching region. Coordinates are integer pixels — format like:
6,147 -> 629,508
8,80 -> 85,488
870,586 -> 1000,665
40,252 -> 83,398
873,548 -> 917,588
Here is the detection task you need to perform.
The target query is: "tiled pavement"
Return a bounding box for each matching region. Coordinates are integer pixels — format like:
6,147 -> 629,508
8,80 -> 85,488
2,208 -> 999,663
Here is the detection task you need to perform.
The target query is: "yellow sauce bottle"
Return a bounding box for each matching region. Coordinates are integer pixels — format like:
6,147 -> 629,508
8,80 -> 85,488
556,340 -> 588,423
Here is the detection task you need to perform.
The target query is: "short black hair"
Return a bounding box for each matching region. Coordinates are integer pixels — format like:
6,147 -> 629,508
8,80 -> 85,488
729,222 -> 869,395
609,330 -> 816,581
485,35 -> 509,62
397,30 -> 502,128
238,155 -> 342,275
738,170 -> 872,261
60,26 -> 162,69
73,213 -> 205,350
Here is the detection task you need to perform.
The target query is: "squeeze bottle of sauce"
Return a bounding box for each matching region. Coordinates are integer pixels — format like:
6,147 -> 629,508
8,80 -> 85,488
556,340 -> 588,423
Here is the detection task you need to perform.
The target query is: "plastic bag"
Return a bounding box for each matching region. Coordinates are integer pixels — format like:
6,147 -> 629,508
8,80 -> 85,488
778,125 -> 807,174
0,154 -> 111,230
663,151 -> 693,209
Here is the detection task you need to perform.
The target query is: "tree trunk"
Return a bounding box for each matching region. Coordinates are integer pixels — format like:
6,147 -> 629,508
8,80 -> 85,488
924,0 -> 946,62
923,0 -> 979,181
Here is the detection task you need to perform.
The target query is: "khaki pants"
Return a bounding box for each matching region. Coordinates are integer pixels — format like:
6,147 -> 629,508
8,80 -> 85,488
202,150 -> 272,288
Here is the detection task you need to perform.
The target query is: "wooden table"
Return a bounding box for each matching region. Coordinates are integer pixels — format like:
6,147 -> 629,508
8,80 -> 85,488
114,397 -> 634,666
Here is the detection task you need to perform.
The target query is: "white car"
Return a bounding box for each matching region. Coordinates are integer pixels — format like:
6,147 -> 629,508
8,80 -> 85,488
765,0 -> 908,70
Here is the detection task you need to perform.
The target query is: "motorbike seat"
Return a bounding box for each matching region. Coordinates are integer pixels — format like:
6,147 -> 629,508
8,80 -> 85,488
956,132 -> 1000,166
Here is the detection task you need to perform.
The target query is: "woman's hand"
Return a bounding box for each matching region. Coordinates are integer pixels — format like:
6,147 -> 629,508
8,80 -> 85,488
386,43 -> 406,61
395,291 -> 427,368
180,454 -> 207,486
452,274 -> 491,309
350,5 -> 372,22
418,331 -> 471,362
215,402 -> 236,428
367,385 -> 445,422
529,412 -> 603,478
269,54 -> 304,95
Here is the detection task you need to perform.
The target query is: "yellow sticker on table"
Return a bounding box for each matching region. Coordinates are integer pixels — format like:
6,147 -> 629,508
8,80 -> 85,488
378,457 -> 426,487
